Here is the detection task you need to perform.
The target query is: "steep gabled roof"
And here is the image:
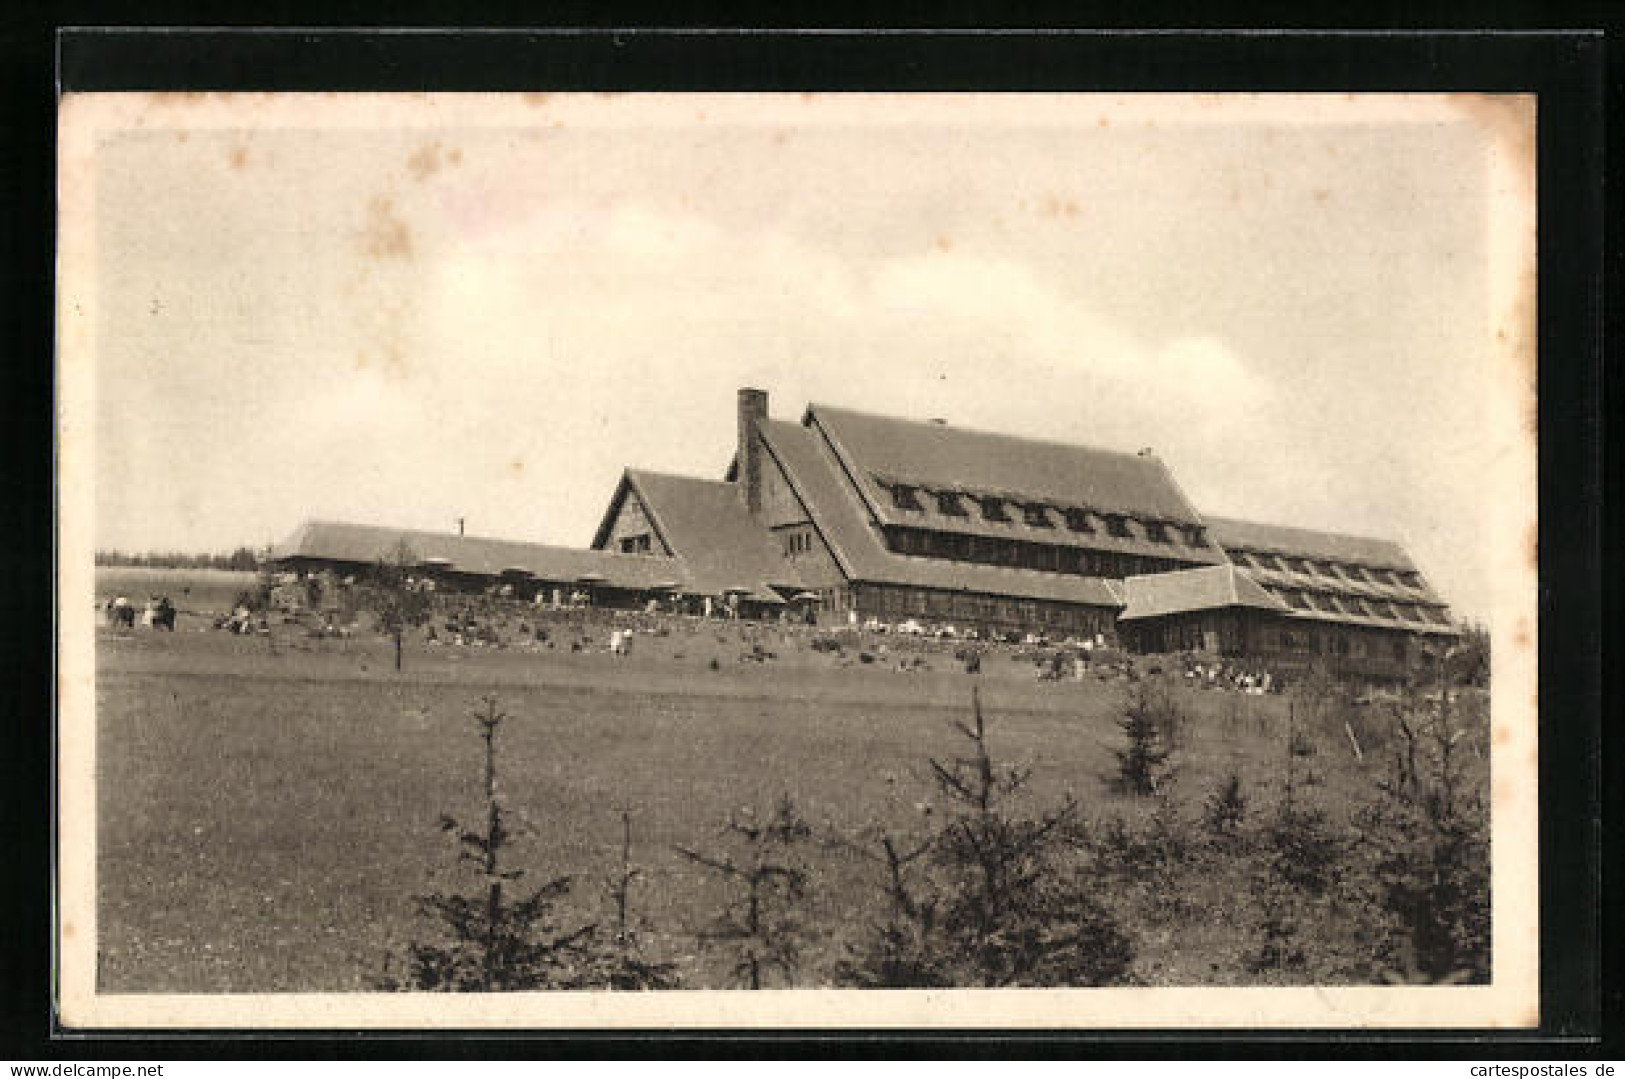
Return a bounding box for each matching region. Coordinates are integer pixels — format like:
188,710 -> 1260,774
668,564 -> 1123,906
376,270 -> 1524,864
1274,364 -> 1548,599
269,519 -> 687,590
757,418 -> 1123,608
808,403 -> 1208,525
605,469 -> 806,603
1206,515 -> 1416,572
1118,565 -> 1287,622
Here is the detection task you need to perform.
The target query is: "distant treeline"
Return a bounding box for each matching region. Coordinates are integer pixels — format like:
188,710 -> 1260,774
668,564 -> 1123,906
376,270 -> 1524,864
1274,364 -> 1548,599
96,548 -> 261,571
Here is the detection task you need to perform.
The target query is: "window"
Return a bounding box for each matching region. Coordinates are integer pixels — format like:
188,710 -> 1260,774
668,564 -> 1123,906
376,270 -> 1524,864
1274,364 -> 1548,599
1229,550 -> 1255,569
1253,553 -> 1283,571
889,484 -> 922,511
1368,568 -> 1395,587
1104,514 -> 1132,538
1285,557 -> 1310,573
1342,564 -> 1370,583
1183,525 -> 1209,547
1397,571 -> 1423,589
1309,560 -> 1334,577
1144,520 -> 1171,543
620,534 -> 652,554
1063,507 -> 1095,533
933,490 -> 968,516
1021,503 -> 1054,528
977,496 -> 1011,522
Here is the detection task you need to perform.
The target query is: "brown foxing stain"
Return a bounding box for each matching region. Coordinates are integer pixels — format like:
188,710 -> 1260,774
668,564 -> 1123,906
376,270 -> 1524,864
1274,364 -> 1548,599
933,235 -> 953,252
62,920 -> 75,939
406,142 -> 442,181
447,147 -> 462,165
1311,188 -> 1330,204
1096,117 -> 1109,128
1041,195 -> 1080,219
524,92 -> 552,108
509,458 -> 525,477
1493,724 -> 1511,748
1511,615 -> 1531,651
1524,523 -> 1538,571
360,196 -> 414,260
227,145 -> 249,170
695,110 -> 707,122
174,131 -> 189,143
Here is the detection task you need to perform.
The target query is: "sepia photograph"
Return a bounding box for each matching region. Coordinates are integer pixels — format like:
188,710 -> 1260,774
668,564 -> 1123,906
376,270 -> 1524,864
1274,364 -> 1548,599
56,90 -> 1539,1029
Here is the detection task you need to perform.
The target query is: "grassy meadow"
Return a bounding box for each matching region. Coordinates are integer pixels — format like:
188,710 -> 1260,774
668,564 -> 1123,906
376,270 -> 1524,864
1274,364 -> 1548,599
92,569 -> 1488,992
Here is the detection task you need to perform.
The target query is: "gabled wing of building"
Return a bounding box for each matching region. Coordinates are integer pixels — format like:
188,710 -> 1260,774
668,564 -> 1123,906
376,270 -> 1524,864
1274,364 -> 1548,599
591,469 -> 806,604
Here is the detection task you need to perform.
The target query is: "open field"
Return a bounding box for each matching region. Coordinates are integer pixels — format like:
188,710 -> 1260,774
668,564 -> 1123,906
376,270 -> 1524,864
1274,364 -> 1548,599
92,570 -> 1488,992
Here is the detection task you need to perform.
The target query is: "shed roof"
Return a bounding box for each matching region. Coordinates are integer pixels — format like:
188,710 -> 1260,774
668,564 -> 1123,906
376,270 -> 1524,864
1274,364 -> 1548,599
808,403 -> 1210,529
269,520 -> 687,590
758,418 -> 1124,608
1118,565 -> 1287,621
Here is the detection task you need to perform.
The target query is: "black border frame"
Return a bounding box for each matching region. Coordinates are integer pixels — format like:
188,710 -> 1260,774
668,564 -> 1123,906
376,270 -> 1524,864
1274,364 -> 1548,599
6,23 -> 1610,1058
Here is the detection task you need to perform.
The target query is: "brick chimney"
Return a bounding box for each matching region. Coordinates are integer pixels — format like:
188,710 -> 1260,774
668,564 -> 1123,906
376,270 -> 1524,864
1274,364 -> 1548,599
737,387 -> 768,515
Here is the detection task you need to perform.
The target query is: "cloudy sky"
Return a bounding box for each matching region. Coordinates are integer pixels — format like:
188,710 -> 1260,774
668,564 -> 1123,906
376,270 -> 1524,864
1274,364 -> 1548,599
69,93 -> 1533,620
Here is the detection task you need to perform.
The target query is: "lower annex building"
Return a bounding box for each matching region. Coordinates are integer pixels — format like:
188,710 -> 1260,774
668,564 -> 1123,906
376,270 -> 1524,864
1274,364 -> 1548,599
273,387 -> 1459,681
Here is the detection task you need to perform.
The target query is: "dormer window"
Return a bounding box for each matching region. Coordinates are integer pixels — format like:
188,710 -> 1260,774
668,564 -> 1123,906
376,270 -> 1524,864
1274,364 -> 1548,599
1144,520 -> 1171,544
889,483 -> 922,512
1253,553 -> 1283,572
1397,570 -> 1422,589
1343,565 -> 1370,583
976,496 -> 1010,523
1183,525 -> 1209,547
1368,568 -> 1395,587
1021,503 -> 1053,528
1062,508 -> 1095,533
933,490 -> 968,516
1285,557 -> 1310,573
1104,514 -> 1131,539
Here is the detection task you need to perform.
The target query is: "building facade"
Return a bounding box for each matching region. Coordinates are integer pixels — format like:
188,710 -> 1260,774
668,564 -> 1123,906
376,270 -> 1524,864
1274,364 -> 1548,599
273,387 -> 1458,677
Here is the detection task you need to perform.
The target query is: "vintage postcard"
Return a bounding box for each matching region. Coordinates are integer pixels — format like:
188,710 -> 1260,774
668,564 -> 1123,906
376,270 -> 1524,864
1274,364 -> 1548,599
57,92 -> 1538,1028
